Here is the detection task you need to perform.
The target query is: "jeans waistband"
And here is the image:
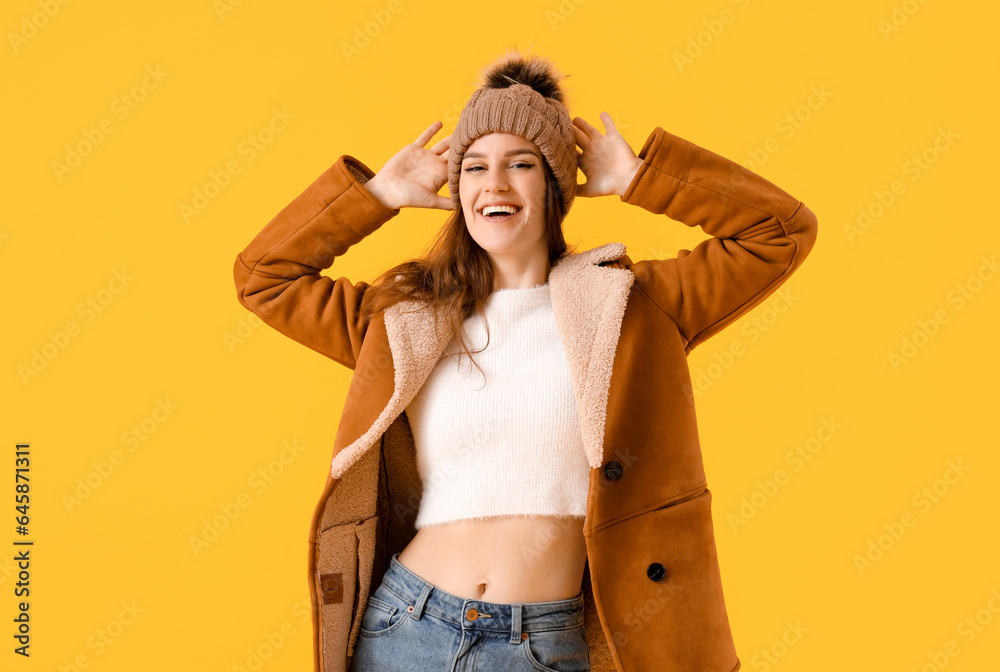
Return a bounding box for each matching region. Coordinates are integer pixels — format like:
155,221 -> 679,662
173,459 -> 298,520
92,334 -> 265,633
381,553 -> 584,644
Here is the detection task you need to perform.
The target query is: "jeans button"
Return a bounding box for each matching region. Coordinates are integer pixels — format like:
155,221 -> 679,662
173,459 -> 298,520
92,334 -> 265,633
466,608 -> 479,621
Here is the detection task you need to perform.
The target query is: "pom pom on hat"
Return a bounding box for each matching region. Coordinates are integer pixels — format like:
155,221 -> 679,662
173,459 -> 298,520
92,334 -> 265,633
449,50 -> 577,213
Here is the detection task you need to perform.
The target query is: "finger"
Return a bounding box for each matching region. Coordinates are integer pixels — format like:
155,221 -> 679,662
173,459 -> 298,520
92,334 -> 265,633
434,194 -> 456,210
600,111 -> 619,135
573,116 -> 603,139
429,134 -> 452,155
572,124 -> 590,149
415,121 -> 443,147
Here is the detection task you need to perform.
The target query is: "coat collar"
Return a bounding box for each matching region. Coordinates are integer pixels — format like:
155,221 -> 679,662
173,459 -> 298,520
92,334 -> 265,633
329,242 -> 634,479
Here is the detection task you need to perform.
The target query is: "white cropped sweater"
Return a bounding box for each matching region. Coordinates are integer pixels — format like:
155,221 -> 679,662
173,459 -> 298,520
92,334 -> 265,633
404,282 -> 590,529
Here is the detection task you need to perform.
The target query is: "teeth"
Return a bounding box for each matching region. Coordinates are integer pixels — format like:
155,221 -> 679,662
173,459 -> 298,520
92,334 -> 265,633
481,205 -> 520,216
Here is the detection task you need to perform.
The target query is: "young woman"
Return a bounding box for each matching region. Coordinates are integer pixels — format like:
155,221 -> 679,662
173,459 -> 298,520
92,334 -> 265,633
234,50 -> 817,672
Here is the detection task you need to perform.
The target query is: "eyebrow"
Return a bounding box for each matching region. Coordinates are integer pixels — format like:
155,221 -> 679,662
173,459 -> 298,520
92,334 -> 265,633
463,148 -> 540,161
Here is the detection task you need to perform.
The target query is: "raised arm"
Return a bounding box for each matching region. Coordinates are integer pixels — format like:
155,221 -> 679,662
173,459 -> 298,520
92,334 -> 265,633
233,122 -> 453,369
233,155 -> 400,370
619,126 -> 818,353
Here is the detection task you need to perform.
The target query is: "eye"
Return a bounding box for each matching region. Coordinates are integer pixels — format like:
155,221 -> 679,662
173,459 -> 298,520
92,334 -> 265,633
463,162 -> 533,173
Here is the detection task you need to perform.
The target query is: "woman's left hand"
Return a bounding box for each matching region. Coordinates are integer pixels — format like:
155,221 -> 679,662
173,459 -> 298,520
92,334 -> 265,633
573,112 -> 643,198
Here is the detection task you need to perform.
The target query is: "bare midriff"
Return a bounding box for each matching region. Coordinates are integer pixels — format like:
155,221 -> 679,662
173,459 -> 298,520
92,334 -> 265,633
396,515 -> 588,604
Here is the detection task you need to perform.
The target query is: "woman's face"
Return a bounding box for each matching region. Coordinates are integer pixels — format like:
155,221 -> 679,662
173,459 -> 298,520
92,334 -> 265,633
459,132 -> 548,263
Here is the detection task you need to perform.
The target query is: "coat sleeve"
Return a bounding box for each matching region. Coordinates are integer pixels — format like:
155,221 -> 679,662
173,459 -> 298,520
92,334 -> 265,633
232,155 -> 400,370
619,126 -> 818,353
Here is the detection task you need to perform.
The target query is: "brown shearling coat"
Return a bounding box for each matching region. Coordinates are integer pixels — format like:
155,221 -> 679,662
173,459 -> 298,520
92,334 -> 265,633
233,126 -> 818,672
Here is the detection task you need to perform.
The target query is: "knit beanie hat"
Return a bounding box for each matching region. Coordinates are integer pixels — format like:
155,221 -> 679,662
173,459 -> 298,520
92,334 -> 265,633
449,51 -> 577,213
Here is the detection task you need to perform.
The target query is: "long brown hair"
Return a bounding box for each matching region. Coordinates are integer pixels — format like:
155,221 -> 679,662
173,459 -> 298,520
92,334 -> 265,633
357,157 -> 577,379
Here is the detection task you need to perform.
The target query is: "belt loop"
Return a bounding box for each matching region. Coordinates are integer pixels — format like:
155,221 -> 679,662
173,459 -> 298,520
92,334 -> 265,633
510,604 -> 522,644
412,582 -> 432,620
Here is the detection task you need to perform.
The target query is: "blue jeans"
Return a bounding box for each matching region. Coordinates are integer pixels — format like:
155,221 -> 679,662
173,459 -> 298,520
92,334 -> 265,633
349,552 -> 591,672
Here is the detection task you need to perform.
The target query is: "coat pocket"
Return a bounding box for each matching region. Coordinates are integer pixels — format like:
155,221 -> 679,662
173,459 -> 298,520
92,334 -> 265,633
314,516 -> 378,670
588,488 -> 740,671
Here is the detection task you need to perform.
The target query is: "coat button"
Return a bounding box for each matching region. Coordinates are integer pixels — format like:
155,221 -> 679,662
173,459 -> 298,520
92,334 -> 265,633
466,608 -> 479,621
647,562 -> 667,581
603,460 -> 623,481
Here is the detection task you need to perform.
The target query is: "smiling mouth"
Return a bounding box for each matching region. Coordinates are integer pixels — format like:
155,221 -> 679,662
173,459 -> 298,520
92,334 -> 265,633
479,205 -> 522,221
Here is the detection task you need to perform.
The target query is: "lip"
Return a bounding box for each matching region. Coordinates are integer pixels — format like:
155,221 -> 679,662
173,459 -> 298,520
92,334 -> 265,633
478,202 -> 523,216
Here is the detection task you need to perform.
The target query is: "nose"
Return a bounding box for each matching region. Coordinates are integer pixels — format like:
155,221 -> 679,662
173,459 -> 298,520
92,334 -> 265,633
484,171 -> 508,192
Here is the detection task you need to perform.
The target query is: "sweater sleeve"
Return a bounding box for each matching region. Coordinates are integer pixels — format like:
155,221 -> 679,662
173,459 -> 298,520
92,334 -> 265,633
232,155 -> 400,370
619,127 -> 818,353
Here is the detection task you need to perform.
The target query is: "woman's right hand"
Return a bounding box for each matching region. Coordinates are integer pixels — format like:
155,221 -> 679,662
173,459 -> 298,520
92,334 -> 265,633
363,121 -> 454,211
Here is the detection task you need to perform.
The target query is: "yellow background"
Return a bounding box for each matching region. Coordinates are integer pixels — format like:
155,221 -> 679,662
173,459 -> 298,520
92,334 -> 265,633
5,0 -> 999,669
